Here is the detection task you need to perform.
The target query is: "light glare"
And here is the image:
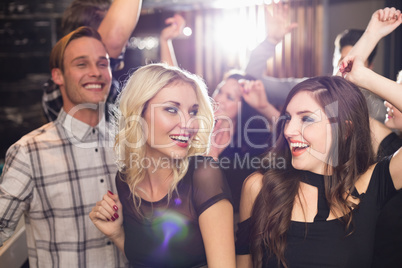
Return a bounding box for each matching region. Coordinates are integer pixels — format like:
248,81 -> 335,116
183,27 -> 192,37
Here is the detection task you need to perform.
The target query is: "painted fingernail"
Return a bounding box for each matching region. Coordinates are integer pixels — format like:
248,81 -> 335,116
114,213 -> 119,219
113,205 -> 118,211
111,216 -> 116,221
108,190 -> 114,195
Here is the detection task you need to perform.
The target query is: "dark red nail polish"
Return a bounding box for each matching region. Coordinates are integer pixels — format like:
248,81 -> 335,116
108,190 -> 114,195
113,205 -> 118,211
111,216 -> 115,221
114,213 -> 119,219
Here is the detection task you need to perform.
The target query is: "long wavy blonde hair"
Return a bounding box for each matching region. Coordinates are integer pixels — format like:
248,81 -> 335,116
113,63 -> 214,212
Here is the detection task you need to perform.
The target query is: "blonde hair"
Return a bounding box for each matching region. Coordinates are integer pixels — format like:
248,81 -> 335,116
397,70 -> 402,84
114,63 -> 214,212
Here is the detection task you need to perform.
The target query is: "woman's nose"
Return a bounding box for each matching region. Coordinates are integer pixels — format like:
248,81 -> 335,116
284,118 -> 300,138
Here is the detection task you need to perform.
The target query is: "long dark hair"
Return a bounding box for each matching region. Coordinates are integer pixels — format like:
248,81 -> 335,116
250,76 -> 375,267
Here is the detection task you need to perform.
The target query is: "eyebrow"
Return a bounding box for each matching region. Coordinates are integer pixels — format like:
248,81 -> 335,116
71,56 -> 108,63
285,110 -> 318,115
164,101 -> 199,108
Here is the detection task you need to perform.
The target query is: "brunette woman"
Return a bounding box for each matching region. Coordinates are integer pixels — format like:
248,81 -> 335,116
236,7 -> 402,268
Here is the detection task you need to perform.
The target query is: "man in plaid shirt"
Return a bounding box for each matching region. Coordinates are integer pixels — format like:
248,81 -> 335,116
0,27 -> 128,267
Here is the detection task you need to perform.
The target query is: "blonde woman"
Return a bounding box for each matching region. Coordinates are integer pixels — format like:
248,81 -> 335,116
89,63 -> 235,267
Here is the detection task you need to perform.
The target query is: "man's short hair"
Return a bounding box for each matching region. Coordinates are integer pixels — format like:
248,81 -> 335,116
61,0 -> 112,36
49,26 -> 104,72
334,29 -> 378,66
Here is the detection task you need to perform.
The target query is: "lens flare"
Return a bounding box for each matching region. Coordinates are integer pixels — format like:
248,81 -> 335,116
151,209 -> 189,250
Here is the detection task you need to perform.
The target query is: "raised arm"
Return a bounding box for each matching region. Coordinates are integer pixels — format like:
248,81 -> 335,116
98,0 -> 142,58
240,79 -> 280,125
341,7 -> 402,65
245,3 -> 297,78
245,3 -> 302,107
338,8 -> 402,190
160,14 -> 185,67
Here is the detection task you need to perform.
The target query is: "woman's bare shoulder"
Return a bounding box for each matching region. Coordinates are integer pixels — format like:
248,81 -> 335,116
239,172 -> 264,221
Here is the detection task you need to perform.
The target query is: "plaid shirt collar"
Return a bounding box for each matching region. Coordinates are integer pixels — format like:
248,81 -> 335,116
57,108 -> 110,144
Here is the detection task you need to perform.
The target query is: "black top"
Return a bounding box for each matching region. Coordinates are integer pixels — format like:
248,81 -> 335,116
116,156 -> 232,268
372,132 -> 402,268
376,132 -> 402,160
236,157 -> 397,268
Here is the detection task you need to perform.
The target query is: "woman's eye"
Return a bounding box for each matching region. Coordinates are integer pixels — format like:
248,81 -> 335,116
227,95 -> 235,101
165,107 -> 178,114
302,116 -> 315,123
189,109 -> 198,116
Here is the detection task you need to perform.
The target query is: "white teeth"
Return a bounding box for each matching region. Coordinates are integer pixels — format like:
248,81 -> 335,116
85,84 -> 102,89
170,135 -> 189,143
290,142 -> 309,148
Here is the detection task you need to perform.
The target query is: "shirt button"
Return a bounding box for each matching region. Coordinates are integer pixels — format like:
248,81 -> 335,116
95,148 -> 98,152
92,129 -> 95,134
100,179 -> 104,183
107,241 -> 112,245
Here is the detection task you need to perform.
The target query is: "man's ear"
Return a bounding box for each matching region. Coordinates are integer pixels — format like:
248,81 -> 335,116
51,68 -> 64,86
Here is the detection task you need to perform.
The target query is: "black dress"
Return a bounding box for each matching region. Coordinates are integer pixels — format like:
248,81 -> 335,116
116,156 -> 232,268
372,132 -> 402,268
236,157 -> 397,267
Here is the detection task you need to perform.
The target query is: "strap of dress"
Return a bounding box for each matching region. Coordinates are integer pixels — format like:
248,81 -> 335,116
302,171 -> 330,221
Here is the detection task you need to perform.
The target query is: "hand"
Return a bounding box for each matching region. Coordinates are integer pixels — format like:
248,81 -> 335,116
366,7 -> 402,39
265,2 -> 298,44
160,14 -> 186,41
209,118 -> 232,159
89,190 -> 124,240
240,79 -> 270,112
337,55 -> 367,83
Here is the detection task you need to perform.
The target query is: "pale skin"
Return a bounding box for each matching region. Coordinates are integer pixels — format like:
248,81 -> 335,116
384,71 -> 402,131
238,8 -> 402,266
264,2 -> 298,44
336,7 -> 402,157
237,87 -> 402,267
384,98 -> 402,131
52,37 -> 112,127
90,84 -> 235,267
337,5 -> 402,194
239,79 -> 280,123
97,0 -> 142,58
209,78 -> 279,160
160,14 -> 186,67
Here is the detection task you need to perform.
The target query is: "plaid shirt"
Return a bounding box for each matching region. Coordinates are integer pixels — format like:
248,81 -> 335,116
0,109 -> 128,268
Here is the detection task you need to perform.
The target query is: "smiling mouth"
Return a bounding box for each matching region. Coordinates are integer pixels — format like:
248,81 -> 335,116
169,135 -> 190,148
84,83 -> 103,90
290,142 -> 310,156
